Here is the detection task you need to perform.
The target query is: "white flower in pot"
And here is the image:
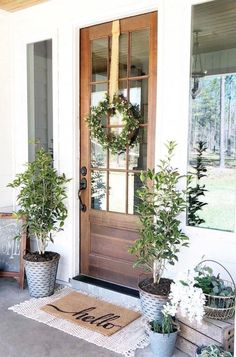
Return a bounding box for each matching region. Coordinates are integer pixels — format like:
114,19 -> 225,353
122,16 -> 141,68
8,148 -> 70,298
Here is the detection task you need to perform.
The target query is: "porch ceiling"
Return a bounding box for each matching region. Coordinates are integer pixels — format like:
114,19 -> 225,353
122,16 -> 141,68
0,0 -> 49,12
194,0 -> 236,54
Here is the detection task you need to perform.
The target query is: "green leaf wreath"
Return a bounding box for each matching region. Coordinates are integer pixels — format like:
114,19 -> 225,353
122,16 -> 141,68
86,93 -> 141,154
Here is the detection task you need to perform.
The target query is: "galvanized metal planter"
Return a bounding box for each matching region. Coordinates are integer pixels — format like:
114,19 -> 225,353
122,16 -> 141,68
149,329 -> 178,357
138,281 -> 168,322
24,253 -> 60,298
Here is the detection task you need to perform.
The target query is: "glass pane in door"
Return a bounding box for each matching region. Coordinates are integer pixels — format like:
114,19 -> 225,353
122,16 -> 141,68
130,79 -> 148,123
119,80 -> 128,97
129,127 -> 147,170
131,29 -> 149,77
91,137 -> 107,168
91,83 -> 107,107
91,171 -> 107,210
109,150 -> 126,169
92,38 -> 108,81
109,172 -> 126,213
119,33 -> 128,78
128,173 -> 142,214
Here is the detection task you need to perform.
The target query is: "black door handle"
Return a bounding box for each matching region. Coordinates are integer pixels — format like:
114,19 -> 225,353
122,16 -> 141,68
78,178 -> 87,212
79,196 -> 87,212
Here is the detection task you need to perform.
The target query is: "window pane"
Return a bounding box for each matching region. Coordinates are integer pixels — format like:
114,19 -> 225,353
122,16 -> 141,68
109,112 -> 124,126
119,80 -> 128,98
128,173 -> 142,214
130,29 -> 149,77
27,40 -> 53,161
91,83 -> 107,108
92,38 -> 108,82
91,137 -> 107,168
109,172 -> 126,213
91,171 -> 106,210
187,0 -> 236,232
129,127 -> 147,170
119,33 -> 128,78
109,150 -> 126,169
130,79 -> 148,123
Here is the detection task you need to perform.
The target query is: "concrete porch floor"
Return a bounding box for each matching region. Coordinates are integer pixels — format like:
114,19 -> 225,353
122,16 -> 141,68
0,278 -> 188,357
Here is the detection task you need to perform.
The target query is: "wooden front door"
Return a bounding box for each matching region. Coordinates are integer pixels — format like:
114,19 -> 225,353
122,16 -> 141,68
80,12 -> 157,289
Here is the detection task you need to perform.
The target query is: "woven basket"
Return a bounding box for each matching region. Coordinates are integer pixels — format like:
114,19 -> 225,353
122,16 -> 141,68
197,260 -> 235,320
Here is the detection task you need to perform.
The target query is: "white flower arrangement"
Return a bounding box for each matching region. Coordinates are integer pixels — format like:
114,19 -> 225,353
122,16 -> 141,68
148,270 -> 206,335
162,270 -> 206,324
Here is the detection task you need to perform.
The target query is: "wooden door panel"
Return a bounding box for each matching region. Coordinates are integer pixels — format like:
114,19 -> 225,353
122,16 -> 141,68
90,226 -> 139,261
88,255 -> 143,288
80,12 -> 157,289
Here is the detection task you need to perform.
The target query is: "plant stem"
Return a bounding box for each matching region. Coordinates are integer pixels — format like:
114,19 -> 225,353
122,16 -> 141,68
153,259 -> 161,284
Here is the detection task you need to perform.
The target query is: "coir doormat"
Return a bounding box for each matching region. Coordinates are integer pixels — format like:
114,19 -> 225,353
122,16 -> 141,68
41,290 -> 140,336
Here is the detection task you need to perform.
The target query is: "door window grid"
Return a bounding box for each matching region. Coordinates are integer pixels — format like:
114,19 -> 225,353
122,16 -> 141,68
90,29 -> 150,214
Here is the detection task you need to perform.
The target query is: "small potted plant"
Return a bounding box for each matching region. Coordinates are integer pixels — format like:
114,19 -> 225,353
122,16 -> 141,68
149,312 -> 179,357
148,273 -> 205,357
196,345 -> 232,357
8,148 -> 70,298
129,141 -> 190,321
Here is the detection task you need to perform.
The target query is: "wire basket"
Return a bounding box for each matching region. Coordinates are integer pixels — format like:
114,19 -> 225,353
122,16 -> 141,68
196,260 -> 235,320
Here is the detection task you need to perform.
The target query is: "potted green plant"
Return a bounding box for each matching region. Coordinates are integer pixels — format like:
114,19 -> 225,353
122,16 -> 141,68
194,261 -> 235,320
196,345 -> 232,357
148,313 -> 179,357
8,148 -> 70,298
129,141 -> 190,321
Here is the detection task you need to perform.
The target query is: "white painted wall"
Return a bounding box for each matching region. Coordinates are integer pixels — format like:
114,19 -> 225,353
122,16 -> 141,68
0,15 -> 14,207
0,0 -> 235,295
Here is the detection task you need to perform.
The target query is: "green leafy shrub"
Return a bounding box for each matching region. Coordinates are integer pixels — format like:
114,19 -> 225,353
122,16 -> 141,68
129,141 -> 189,284
187,141 -> 208,226
8,149 -> 70,255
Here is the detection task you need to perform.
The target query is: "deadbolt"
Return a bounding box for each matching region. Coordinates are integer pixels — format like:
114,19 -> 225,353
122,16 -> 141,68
80,166 -> 87,176
80,178 -> 87,191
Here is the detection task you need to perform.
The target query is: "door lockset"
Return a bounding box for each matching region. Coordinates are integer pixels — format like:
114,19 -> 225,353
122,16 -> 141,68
79,196 -> 87,212
78,178 -> 87,212
80,166 -> 87,176
80,178 -> 87,190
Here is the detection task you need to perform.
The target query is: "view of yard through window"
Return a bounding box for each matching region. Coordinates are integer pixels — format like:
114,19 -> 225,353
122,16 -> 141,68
189,74 -> 236,231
